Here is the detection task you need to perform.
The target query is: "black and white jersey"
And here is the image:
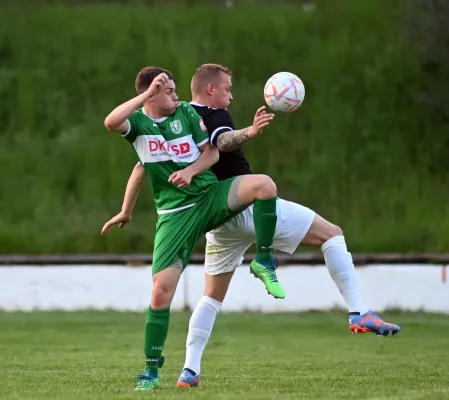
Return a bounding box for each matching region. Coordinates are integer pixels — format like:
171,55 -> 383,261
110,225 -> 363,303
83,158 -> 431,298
190,102 -> 252,181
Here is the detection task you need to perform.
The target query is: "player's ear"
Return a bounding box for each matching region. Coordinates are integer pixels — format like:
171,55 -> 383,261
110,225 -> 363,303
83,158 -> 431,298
206,83 -> 214,96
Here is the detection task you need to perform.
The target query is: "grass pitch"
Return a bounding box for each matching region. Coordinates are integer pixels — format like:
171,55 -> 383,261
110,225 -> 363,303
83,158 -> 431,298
1,311 -> 448,399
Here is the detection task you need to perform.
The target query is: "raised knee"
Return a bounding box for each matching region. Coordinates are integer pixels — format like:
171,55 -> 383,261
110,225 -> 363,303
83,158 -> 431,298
320,224 -> 344,246
331,224 -> 343,238
254,174 -> 277,198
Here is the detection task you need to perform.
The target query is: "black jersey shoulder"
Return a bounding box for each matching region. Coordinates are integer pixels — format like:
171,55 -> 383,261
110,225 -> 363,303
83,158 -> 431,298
189,102 -> 252,180
190,103 -> 235,146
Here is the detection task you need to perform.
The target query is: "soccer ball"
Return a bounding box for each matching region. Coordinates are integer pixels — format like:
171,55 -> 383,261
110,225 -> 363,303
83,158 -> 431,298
263,72 -> 305,112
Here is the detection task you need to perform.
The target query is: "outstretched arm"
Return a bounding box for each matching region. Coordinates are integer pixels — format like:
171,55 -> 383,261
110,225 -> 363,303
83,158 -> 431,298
101,162 -> 146,235
216,127 -> 251,152
121,162 -> 146,216
216,106 -> 274,152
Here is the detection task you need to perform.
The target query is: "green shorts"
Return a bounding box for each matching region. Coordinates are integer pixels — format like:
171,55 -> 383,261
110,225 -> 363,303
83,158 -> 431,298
152,177 -> 239,275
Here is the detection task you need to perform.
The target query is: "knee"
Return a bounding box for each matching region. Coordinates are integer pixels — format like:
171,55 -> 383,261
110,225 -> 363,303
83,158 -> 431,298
320,224 -> 344,246
329,224 -> 343,238
304,214 -> 345,248
203,272 -> 234,303
203,285 -> 229,304
152,280 -> 175,309
252,174 -> 277,199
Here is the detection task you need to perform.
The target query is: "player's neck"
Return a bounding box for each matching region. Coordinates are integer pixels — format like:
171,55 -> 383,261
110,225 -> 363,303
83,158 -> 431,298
191,96 -> 213,108
143,104 -> 166,120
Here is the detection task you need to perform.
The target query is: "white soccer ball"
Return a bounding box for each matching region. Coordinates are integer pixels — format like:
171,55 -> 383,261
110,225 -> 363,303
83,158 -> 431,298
263,72 -> 305,112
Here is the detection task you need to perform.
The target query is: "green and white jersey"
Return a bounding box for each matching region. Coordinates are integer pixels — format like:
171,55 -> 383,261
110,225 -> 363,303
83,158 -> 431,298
122,101 -> 218,214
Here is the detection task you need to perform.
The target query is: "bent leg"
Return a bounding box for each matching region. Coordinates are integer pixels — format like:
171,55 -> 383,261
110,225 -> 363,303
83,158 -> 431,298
302,214 -> 369,314
235,174 -> 277,262
231,175 -> 285,298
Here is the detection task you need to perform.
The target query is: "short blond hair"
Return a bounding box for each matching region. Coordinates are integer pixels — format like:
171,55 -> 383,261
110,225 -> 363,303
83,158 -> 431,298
191,64 -> 232,94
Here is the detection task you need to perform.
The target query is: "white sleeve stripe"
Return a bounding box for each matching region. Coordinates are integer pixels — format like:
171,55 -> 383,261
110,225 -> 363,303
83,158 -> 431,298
196,137 -> 209,147
210,126 -> 233,145
120,120 -> 132,137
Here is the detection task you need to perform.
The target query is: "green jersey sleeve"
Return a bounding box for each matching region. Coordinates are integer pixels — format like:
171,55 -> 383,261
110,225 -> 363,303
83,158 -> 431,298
182,103 -> 209,147
120,112 -> 139,144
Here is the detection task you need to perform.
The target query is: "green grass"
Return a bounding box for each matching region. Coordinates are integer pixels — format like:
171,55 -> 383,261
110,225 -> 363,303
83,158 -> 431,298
1,311 -> 449,399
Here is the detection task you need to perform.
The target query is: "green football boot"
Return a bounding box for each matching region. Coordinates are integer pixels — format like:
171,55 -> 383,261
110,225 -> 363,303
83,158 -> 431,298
134,372 -> 160,391
250,254 -> 285,299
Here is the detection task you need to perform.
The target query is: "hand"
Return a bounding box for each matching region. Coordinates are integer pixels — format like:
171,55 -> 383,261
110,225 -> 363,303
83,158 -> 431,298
248,106 -> 275,137
168,168 -> 193,188
101,211 -> 132,235
146,73 -> 170,98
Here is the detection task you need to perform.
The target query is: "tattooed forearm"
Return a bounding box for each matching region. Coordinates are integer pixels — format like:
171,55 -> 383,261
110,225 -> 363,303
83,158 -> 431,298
216,128 -> 250,152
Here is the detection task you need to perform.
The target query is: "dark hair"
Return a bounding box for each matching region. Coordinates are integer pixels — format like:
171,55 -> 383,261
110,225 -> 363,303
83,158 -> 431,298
135,67 -> 174,94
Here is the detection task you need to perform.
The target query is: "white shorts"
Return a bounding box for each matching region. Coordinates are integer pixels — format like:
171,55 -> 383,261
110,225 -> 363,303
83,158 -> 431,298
205,198 -> 315,275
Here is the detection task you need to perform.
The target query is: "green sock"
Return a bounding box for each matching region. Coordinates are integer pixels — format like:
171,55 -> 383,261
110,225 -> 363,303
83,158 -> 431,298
253,197 -> 277,262
144,306 -> 170,375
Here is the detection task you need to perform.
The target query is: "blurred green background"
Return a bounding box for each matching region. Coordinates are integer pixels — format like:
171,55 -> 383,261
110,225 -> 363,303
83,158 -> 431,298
1,0 -> 448,254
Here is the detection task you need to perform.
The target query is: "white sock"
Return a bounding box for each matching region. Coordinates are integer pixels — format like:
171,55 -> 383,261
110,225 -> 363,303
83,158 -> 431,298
321,235 -> 369,315
184,296 -> 222,375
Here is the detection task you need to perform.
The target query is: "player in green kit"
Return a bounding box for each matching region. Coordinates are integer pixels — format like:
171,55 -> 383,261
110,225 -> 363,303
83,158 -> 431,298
103,67 -> 282,391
